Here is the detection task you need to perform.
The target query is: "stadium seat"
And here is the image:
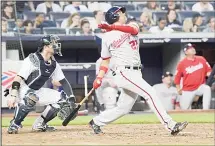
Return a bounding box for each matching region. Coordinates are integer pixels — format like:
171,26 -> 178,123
69,28 -> 82,35
42,20 -> 57,27
94,28 -> 103,33
49,12 -> 70,21
23,11 -> 45,20
201,11 -> 215,23
79,12 -> 94,18
113,3 -> 136,11
56,19 -> 63,28
160,3 -> 182,10
32,28 -> 42,34
171,26 -> 183,32
184,2 -> 195,10
43,27 -> 66,35
177,11 -> 199,24
152,11 -> 167,23
7,20 -> 16,29
127,11 -> 142,21
136,4 -> 147,11
197,26 -> 206,32
111,1 -> 128,5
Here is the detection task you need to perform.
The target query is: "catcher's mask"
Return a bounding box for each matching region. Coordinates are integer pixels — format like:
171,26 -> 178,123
38,35 -> 62,56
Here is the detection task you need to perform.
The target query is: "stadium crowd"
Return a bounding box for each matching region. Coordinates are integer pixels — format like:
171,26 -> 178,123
1,1 -> 215,36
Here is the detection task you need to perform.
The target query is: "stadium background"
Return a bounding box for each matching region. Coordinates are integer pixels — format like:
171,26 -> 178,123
1,1 -> 215,145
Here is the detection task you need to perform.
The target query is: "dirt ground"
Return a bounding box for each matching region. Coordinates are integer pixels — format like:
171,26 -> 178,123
2,123 -> 214,145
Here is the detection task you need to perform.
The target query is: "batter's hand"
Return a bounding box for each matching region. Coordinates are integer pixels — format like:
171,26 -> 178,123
177,89 -> 182,95
93,77 -> 103,89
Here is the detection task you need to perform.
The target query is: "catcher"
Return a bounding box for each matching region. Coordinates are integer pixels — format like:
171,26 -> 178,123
6,35 -> 77,134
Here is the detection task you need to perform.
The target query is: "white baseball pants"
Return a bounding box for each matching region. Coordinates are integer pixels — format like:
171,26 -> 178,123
180,84 -> 211,110
93,68 -> 177,131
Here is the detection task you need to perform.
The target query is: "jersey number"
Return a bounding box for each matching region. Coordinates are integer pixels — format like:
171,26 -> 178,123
129,40 -> 138,50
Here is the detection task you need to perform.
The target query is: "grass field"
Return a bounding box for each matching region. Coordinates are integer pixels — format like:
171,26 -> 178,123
2,112 -> 214,127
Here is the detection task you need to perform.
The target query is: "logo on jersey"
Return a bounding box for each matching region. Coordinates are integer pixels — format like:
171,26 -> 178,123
2,71 -> 17,89
112,33 -> 131,48
185,63 -> 203,74
45,69 -> 50,73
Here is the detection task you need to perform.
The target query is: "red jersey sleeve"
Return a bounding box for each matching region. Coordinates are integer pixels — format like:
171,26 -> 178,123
200,56 -> 212,73
174,61 -> 183,85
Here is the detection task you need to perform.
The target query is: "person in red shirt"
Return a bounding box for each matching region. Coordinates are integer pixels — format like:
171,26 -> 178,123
174,43 -> 212,110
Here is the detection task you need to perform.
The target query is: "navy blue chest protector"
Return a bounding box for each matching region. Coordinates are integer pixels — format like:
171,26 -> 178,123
25,52 -> 56,90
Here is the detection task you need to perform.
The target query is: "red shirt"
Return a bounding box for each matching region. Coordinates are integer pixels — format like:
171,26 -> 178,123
174,56 -> 211,91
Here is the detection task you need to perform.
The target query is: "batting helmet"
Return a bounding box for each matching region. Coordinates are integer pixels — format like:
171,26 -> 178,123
105,6 -> 126,24
37,35 -> 62,56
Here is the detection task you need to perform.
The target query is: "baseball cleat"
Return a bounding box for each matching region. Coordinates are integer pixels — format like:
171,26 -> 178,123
32,121 -> 56,132
89,120 -> 103,134
7,120 -> 21,134
171,121 -> 188,136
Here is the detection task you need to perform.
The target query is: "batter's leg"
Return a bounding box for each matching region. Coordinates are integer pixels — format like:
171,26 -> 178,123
119,70 -> 179,131
102,87 -> 118,110
180,91 -> 196,110
95,87 -> 104,105
92,88 -> 138,126
196,84 -> 211,109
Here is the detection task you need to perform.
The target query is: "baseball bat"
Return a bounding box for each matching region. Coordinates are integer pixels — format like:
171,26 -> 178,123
62,88 -> 94,126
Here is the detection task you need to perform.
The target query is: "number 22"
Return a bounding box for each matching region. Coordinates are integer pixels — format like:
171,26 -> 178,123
129,40 -> 138,50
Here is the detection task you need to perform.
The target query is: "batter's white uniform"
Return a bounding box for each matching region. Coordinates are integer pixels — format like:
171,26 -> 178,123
17,56 -> 64,106
93,25 -> 177,131
95,58 -> 119,110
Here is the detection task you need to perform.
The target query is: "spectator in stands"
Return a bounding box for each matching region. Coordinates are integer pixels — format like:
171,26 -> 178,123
161,0 -> 181,11
23,20 -> 34,34
192,13 -> 203,32
139,11 -> 155,32
90,10 -> 105,31
2,18 -> 14,36
87,2 -> 112,12
166,9 -> 181,28
80,19 -> 93,35
143,1 -> 160,11
34,13 -> 56,28
13,19 -> 24,31
182,18 -> 194,32
61,13 -> 81,29
192,1 -> 214,12
64,2 -> 89,14
59,1 -> 69,9
149,17 -> 174,34
203,17 -> 215,32
2,2 -> 15,20
36,1 -> 62,14
153,72 -> 180,111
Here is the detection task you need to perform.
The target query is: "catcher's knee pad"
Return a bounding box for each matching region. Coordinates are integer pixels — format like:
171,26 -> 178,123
41,105 -> 60,124
23,89 -> 39,107
102,87 -> 119,110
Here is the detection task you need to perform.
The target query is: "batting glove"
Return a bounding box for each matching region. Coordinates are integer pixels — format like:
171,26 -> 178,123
93,77 -> 103,89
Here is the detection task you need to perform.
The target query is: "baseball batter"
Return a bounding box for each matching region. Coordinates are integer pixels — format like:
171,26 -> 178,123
6,35 -> 77,134
89,6 -> 188,135
174,43 -> 212,110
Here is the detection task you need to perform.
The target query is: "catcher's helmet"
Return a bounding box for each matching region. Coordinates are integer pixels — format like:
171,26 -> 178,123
38,35 -> 62,56
105,6 -> 126,24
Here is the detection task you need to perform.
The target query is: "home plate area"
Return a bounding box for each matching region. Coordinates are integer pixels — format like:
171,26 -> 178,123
2,123 -> 214,145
